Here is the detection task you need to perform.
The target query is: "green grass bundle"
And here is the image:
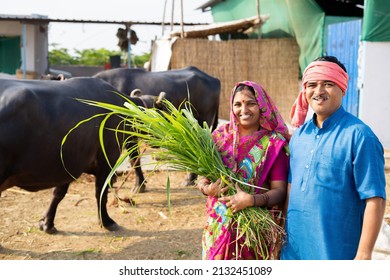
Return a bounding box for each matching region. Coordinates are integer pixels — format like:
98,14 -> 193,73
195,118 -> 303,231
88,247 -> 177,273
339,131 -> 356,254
75,96 -> 285,259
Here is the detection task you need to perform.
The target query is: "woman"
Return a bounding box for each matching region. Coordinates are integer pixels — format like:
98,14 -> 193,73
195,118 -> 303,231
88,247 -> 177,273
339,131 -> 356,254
197,81 -> 290,260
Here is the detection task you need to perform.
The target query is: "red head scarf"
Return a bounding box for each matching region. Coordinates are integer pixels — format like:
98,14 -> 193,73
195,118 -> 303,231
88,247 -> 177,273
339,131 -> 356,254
289,61 -> 349,128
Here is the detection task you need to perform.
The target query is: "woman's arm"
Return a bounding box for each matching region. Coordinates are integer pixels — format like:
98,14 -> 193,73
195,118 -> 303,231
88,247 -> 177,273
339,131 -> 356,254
218,180 -> 287,213
282,183 -> 291,218
253,180 -> 287,207
218,147 -> 289,212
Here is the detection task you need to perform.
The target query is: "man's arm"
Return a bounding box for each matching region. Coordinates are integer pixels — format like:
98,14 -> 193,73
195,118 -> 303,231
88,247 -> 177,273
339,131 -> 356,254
354,196 -> 386,260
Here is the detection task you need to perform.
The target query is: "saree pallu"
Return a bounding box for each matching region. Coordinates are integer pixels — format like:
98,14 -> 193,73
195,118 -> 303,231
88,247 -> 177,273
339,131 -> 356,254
201,134 -> 286,260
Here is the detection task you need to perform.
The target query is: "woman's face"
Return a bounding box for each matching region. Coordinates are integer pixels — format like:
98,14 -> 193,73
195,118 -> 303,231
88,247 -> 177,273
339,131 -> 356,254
232,89 -> 260,135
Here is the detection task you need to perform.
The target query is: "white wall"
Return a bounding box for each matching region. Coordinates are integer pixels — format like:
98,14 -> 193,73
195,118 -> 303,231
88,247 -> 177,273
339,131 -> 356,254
0,19 -> 49,76
359,42 -> 390,149
34,24 -> 49,74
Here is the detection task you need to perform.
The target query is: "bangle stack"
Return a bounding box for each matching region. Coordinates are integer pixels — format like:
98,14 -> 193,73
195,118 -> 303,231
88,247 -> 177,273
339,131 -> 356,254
262,193 -> 270,207
253,193 -> 270,207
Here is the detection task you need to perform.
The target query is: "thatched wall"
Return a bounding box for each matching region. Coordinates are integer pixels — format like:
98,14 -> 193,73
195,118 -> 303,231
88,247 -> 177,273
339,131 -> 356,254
169,38 -> 299,123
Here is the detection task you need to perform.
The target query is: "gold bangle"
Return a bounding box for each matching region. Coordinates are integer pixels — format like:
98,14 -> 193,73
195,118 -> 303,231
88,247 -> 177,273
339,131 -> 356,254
262,193 -> 270,207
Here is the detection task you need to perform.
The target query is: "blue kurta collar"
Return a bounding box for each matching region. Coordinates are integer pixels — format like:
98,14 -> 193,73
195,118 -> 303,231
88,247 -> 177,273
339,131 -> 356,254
311,106 -> 346,130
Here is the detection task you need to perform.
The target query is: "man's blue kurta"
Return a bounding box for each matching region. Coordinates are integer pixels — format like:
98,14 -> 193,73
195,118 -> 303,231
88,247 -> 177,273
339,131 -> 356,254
281,106 -> 386,260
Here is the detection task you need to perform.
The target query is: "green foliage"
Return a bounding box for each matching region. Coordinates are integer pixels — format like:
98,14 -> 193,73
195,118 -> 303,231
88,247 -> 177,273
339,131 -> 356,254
75,48 -> 122,66
48,45 -> 150,68
49,48 -> 78,65
132,53 -> 151,68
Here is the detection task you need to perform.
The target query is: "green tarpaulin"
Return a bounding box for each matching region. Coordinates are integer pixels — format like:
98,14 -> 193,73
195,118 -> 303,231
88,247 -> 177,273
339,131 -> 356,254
361,0 -> 390,42
209,0 -> 390,73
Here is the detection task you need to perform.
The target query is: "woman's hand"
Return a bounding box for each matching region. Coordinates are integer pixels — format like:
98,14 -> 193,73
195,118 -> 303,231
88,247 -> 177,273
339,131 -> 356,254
218,183 -> 253,213
196,176 -> 209,195
197,177 -> 224,197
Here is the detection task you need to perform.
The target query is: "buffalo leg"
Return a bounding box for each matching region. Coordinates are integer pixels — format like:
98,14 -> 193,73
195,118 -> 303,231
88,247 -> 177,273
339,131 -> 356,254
39,184 -> 69,234
182,172 -> 197,186
127,142 -> 146,193
130,156 -> 146,193
95,174 -> 119,231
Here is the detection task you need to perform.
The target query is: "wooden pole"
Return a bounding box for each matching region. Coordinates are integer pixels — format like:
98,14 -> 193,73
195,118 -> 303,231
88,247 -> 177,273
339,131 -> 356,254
162,0 -> 168,36
126,23 -> 132,68
180,0 -> 184,38
256,0 -> 261,38
170,0 -> 175,32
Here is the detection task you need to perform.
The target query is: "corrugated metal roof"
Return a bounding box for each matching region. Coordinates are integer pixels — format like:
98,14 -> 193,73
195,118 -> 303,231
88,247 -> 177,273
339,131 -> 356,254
0,14 -> 206,26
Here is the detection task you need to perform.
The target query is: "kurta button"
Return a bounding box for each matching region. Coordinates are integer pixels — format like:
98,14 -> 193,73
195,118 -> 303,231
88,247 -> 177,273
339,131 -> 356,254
305,165 -> 309,168
316,135 -> 320,139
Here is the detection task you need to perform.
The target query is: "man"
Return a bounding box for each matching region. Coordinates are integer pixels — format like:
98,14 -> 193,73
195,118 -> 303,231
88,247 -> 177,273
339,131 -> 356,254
281,56 -> 386,260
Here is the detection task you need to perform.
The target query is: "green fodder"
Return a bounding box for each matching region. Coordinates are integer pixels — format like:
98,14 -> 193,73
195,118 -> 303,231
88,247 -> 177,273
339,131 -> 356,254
73,96 -> 285,259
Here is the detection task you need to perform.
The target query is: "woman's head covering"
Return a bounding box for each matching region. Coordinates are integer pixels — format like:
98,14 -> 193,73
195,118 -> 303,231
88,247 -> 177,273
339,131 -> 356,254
229,81 -> 289,139
289,61 -> 349,128
212,81 -> 289,173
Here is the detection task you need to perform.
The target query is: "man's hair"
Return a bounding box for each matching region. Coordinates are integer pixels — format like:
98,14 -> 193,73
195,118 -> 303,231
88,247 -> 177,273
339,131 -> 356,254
314,56 -> 347,73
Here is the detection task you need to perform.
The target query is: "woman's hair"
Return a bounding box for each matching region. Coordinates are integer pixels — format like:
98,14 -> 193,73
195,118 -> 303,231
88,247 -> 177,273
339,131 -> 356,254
314,55 -> 347,73
233,84 -> 256,99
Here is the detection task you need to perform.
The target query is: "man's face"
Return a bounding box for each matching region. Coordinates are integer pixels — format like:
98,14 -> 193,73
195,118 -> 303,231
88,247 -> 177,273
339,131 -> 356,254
305,80 -> 345,122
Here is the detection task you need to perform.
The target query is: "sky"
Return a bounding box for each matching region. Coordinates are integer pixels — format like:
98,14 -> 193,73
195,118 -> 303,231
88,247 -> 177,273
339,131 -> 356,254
1,0 -> 213,55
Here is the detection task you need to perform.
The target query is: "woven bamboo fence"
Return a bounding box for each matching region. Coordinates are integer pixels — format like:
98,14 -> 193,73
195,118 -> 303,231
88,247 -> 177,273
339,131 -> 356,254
169,38 -> 299,123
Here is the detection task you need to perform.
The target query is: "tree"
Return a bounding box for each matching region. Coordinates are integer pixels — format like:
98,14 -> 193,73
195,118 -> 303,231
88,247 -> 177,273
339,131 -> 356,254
132,53 -> 151,68
75,48 -> 122,66
49,48 -> 78,65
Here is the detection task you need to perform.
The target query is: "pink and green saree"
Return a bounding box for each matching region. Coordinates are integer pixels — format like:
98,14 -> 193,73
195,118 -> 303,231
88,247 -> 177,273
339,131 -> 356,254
202,81 -> 290,260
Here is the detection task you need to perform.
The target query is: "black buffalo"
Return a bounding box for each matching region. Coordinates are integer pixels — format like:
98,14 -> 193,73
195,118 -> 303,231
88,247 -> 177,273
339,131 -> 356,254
93,66 -> 221,192
0,77 -> 143,233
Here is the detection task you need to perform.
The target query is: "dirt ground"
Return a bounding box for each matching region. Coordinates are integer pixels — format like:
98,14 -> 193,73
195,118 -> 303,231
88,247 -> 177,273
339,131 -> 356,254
0,169 -> 206,260
1,166 -> 389,260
